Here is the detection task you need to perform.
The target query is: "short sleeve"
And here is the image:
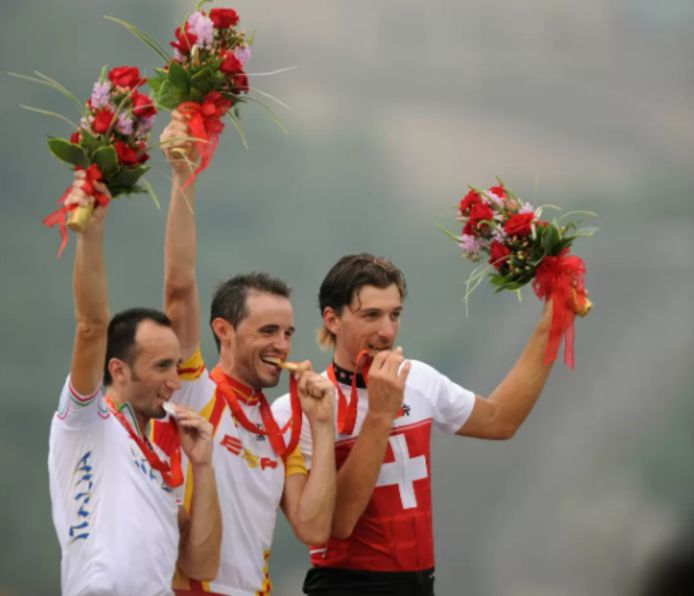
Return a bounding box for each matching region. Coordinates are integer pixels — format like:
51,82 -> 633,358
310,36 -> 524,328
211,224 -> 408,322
54,375 -> 108,430
285,446 -> 308,478
171,347 -> 212,413
272,394 -> 314,470
408,361 -> 476,435
430,370 -> 476,434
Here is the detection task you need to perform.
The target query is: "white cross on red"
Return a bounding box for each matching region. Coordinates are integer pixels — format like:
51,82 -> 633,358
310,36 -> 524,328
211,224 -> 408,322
376,433 -> 428,509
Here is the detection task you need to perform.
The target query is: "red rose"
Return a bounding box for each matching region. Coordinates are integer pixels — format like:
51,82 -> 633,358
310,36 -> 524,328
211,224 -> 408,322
232,72 -> 249,94
504,213 -> 535,237
488,241 -> 510,269
135,141 -> 149,164
219,51 -> 242,74
468,202 -> 494,227
209,8 -> 239,29
92,108 -> 115,134
170,23 -> 197,55
108,66 -> 144,89
70,131 -> 80,144
488,184 -> 506,199
131,91 -> 157,119
459,189 -> 481,214
114,140 -> 140,166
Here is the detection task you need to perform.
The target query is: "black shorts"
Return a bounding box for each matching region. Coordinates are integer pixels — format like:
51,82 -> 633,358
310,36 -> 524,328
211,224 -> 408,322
303,566 -> 435,596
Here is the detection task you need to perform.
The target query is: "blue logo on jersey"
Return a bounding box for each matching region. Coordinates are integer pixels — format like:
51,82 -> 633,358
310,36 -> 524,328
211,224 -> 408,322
69,450 -> 93,543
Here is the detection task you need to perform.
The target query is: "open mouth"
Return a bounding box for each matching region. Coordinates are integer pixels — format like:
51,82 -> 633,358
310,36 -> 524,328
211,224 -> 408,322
260,356 -> 285,372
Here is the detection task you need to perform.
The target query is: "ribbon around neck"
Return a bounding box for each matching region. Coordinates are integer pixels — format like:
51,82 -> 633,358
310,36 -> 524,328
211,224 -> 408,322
106,398 -> 183,488
177,91 -> 232,189
326,350 -> 373,436
209,366 -> 302,460
42,163 -> 109,259
532,249 -> 588,369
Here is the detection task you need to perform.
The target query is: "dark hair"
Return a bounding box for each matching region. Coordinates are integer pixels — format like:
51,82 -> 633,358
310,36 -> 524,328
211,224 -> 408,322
317,253 -> 407,348
103,308 -> 173,386
209,272 -> 291,351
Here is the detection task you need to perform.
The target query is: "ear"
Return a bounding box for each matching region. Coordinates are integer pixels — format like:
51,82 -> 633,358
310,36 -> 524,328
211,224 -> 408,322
322,307 -> 341,337
211,317 -> 236,349
108,358 -> 130,385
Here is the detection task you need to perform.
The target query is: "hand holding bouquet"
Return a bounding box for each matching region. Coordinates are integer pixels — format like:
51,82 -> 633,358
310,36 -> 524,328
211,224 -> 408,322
12,66 -> 158,257
440,181 -> 597,368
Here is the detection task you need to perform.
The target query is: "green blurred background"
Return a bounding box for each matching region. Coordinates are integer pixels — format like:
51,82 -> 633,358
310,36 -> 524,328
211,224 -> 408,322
1,1 -> 693,594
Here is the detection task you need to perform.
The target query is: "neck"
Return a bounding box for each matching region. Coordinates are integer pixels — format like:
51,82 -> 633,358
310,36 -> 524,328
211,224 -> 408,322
105,388 -> 149,437
216,354 -> 259,393
333,347 -> 357,372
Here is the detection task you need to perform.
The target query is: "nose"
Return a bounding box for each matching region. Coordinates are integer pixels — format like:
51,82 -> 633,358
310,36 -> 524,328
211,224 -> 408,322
273,333 -> 291,356
378,318 -> 397,342
166,373 -> 181,391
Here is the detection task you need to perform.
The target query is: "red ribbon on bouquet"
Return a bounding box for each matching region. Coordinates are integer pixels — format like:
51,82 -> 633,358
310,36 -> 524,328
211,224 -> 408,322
178,91 -> 232,189
532,249 -> 588,369
42,163 -> 109,259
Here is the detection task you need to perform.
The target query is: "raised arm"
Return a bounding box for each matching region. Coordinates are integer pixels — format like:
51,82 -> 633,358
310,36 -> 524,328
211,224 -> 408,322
68,172 -> 111,395
281,365 -> 336,546
161,111 -> 201,359
457,301 -> 554,440
331,349 -> 410,539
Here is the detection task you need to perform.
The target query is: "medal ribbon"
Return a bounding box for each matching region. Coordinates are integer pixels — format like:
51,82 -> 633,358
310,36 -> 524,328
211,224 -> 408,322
209,366 -> 302,460
326,349 -> 372,435
105,398 -> 183,488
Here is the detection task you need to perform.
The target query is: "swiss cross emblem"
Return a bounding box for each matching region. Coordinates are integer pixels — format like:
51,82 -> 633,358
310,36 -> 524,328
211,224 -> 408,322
375,433 -> 428,509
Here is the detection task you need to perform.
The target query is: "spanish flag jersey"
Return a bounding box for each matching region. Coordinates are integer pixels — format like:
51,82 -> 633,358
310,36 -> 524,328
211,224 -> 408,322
165,349 -> 307,596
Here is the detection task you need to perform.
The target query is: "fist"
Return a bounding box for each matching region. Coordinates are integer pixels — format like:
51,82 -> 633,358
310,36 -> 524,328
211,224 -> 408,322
160,110 -> 200,175
366,347 -> 411,421
171,404 -> 214,467
65,170 -> 110,228
293,361 -> 335,428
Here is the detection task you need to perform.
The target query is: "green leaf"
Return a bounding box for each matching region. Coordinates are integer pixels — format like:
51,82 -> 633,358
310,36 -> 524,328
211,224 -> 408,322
9,71 -> 86,117
47,137 -> 89,167
168,62 -> 190,94
190,66 -> 214,95
226,110 -> 249,149
107,165 -> 150,189
140,177 -> 161,210
104,16 -> 170,62
147,75 -> 167,95
541,224 -> 561,255
91,145 -> 119,177
155,80 -> 184,110
238,95 -> 289,134
435,224 -> 461,244
79,129 -> 104,156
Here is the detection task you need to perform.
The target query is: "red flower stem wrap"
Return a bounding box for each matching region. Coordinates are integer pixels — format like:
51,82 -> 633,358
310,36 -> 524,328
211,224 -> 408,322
42,164 -> 110,259
177,91 -> 232,189
532,249 -> 587,369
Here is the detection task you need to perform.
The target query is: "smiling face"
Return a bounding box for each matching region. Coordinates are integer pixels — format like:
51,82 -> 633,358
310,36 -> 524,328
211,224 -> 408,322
324,283 -> 403,370
109,319 -> 182,422
225,291 -> 295,389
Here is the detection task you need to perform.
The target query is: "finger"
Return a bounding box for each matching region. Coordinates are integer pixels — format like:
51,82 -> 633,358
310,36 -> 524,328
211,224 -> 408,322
396,360 -> 412,384
293,359 -> 312,381
73,170 -> 86,180
369,349 -> 390,373
172,109 -> 186,122
297,370 -> 310,398
383,350 -> 405,377
92,181 -> 110,196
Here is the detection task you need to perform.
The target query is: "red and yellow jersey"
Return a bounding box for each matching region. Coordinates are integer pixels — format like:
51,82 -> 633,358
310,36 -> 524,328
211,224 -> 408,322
159,349 -> 306,596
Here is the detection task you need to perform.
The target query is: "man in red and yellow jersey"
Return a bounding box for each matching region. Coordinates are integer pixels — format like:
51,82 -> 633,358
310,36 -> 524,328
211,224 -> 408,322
156,112 -> 337,596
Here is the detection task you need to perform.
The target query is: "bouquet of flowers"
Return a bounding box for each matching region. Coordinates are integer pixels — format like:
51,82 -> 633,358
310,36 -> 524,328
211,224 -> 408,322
12,66 -> 158,257
108,1 -> 285,186
440,180 -> 597,368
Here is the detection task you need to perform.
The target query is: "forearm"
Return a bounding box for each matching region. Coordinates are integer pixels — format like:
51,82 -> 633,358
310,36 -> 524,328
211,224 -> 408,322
292,423 -> 336,544
332,413 -> 392,538
163,172 -> 199,354
487,310 -> 553,436
179,463 -> 221,581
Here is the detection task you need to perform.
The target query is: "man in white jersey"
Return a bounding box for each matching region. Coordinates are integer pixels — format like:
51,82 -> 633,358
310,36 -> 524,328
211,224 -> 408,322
273,253 -> 557,595
156,112 -> 337,595
49,173 -> 222,596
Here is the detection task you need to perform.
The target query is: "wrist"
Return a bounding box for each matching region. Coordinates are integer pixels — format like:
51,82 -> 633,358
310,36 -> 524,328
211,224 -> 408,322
363,410 -> 394,429
190,460 -> 214,474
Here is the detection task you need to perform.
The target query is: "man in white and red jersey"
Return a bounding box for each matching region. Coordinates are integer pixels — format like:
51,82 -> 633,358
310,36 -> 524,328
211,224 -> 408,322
272,253 -> 556,595
157,113 -> 337,595
48,173 -> 222,595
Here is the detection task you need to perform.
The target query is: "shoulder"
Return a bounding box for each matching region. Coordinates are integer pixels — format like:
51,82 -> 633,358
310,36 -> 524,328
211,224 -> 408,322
404,359 -> 444,388
271,392 -> 292,421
